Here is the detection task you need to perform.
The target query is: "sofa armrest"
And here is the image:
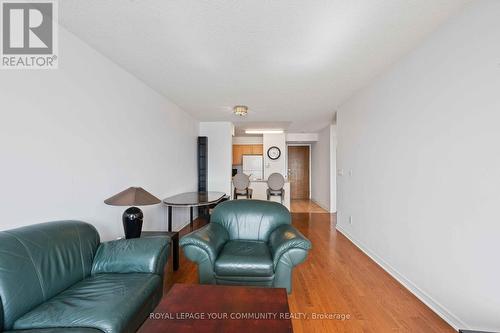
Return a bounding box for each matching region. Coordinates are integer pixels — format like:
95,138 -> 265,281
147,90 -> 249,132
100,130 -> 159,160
180,223 -> 229,265
269,225 -> 312,268
91,237 -> 169,275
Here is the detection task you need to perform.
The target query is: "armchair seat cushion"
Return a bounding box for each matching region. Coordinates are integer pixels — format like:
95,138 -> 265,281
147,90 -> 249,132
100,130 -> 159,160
13,273 -> 161,333
215,240 -> 273,277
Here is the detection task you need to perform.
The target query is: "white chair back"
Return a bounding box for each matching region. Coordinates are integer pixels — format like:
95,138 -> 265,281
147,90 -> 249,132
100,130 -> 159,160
233,173 -> 250,191
267,173 -> 285,191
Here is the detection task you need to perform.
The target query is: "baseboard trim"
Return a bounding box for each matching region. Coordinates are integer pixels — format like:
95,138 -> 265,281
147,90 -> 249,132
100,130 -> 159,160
310,199 -> 333,213
170,212 -> 199,233
144,218 -> 191,233
336,224 -> 467,332
174,220 -> 191,232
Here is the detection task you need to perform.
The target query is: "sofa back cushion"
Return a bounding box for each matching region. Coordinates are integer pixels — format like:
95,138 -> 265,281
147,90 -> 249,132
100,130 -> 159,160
211,200 -> 290,241
0,221 -> 100,330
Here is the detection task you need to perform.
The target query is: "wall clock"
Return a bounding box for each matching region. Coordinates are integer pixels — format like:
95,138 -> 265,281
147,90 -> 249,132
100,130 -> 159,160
267,146 -> 281,160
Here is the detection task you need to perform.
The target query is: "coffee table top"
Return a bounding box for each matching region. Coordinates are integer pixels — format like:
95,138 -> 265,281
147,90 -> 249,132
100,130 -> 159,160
138,284 -> 293,333
162,191 -> 226,207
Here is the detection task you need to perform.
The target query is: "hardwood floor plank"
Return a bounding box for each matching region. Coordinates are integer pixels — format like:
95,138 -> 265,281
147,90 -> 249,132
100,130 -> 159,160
291,200 -> 328,213
172,209 -> 455,332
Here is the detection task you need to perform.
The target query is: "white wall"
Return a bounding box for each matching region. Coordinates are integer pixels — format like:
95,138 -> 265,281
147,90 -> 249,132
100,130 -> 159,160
232,136 -> 263,144
263,133 -> 286,179
286,133 -> 319,142
330,125 -> 337,212
0,27 -> 198,239
337,1 -> 500,331
311,125 -> 336,212
311,127 -> 330,210
199,122 -> 233,195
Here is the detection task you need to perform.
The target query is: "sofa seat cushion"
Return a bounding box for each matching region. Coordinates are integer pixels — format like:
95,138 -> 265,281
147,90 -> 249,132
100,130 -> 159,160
215,240 -> 273,277
13,273 -> 161,333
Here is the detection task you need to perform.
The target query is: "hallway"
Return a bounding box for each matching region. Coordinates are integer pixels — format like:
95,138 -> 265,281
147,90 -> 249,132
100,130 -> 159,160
173,211 -> 453,332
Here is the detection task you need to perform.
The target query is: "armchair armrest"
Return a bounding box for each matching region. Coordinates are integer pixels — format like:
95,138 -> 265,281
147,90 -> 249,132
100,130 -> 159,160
91,237 -> 169,275
269,224 -> 312,268
180,223 -> 229,265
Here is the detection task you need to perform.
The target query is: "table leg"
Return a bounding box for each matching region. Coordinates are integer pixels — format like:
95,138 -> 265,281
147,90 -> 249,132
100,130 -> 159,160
168,206 -> 172,232
190,206 -> 194,231
171,232 -> 179,271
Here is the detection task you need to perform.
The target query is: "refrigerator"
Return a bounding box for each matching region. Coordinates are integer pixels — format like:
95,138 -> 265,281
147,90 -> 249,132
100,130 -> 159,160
242,155 -> 263,181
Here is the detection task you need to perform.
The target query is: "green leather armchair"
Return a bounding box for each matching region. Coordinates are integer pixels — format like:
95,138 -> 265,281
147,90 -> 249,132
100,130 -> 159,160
0,221 -> 170,333
180,200 -> 311,293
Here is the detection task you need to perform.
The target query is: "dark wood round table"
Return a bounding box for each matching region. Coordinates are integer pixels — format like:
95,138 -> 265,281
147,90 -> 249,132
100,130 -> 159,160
162,191 -> 227,232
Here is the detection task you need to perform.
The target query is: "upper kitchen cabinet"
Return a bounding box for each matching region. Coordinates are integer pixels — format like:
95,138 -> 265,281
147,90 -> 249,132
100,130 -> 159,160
251,145 -> 263,155
232,144 -> 263,165
232,145 -> 243,165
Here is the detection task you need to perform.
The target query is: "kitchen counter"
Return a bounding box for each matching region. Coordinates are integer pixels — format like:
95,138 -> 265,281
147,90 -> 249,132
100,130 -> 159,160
231,180 -> 290,210
248,179 -> 290,183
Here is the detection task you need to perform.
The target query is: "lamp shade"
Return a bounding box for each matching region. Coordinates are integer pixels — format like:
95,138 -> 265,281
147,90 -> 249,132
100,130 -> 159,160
104,187 -> 161,206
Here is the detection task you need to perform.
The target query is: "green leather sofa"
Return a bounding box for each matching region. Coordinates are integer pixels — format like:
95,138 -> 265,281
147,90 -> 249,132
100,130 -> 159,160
0,221 -> 170,333
180,200 -> 311,293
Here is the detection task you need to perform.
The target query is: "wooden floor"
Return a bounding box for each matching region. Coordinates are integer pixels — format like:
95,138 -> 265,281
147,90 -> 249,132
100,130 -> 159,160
291,199 -> 329,213
173,208 -> 454,332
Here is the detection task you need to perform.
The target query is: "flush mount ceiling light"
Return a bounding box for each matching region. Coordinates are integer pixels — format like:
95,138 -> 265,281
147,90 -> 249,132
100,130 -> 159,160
245,129 -> 284,134
233,105 -> 248,116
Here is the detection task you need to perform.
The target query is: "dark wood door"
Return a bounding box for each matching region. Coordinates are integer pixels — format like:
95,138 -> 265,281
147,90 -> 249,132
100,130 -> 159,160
288,146 -> 310,199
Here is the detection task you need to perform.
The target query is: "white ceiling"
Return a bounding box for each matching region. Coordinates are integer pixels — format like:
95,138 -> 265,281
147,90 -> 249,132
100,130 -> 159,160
233,121 -> 292,136
59,0 -> 469,132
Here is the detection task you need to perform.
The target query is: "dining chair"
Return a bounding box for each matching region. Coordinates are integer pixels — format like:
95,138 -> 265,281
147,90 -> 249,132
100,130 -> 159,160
233,173 -> 253,199
267,173 -> 285,204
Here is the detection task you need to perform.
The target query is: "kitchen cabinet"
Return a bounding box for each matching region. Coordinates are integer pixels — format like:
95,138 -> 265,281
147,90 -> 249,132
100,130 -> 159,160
232,144 -> 263,165
232,145 -> 243,165
252,145 -> 263,155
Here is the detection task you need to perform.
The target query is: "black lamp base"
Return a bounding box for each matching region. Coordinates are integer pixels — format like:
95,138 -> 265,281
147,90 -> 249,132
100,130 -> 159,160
122,207 -> 143,239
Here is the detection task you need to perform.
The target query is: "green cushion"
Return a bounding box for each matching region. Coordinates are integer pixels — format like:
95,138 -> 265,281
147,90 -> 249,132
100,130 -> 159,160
215,240 -> 273,277
211,200 -> 291,241
13,273 -> 161,333
0,221 -> 100,330
92,237 -> 169,276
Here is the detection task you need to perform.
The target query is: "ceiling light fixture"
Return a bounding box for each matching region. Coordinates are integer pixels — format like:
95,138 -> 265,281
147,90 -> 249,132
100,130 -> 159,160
245,129 -> 284,134
233,105 -> 248,116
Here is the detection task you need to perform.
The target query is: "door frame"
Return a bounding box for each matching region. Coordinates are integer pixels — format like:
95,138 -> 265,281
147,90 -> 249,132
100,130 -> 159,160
286,144 -> 312,199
